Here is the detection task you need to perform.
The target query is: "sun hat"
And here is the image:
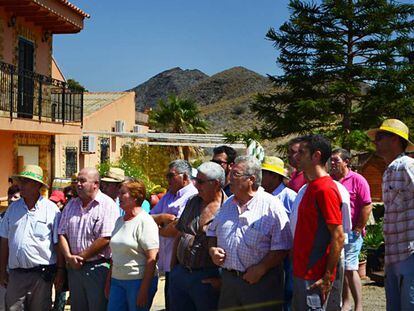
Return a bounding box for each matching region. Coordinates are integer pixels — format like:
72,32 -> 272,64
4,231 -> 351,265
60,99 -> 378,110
12,165 -> 48,187
49,190 -> 66,204
366,119 -> 414,152
101,167 -> 126,183
261,156 -> 289,179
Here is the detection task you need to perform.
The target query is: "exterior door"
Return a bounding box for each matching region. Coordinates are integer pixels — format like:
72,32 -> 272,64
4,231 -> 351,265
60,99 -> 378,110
17,38 -> 34,118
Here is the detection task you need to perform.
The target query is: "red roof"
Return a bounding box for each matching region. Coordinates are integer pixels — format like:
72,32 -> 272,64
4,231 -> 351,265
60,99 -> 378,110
56,0 -> 90,18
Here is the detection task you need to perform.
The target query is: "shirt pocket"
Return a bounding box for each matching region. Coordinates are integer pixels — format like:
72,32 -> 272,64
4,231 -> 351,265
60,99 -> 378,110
33,221 -> 51,241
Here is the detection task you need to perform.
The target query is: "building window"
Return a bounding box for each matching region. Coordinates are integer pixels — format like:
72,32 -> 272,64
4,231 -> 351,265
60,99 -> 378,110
65,147 -> 77,178
100,138 -> 110,164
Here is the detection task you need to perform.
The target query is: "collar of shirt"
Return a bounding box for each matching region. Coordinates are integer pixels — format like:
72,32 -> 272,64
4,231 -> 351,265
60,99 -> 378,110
168,183 -> 198,208
73,190 -> 106,211
232,187 -> 264,214
272,183 -> 286,197
341,169 -> 356,183
20,196 -> 49,222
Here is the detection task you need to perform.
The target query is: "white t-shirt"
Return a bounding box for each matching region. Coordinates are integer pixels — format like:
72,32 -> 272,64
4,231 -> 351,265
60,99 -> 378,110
110,211 -> 159,280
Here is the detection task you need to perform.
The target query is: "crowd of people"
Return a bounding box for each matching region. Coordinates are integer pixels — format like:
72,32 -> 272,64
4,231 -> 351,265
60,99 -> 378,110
0,118 -> 413,311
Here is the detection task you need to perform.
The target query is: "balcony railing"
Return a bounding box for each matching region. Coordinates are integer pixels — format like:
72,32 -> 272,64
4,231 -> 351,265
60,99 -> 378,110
0,60 -> 83,126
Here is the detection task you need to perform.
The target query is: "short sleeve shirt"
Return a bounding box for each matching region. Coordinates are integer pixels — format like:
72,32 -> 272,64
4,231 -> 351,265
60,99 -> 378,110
58,190 -> 119,261
207,188 -> 292,271
340,170 -> 371,229
110,212 -> 159,280
293,176 -> 342,281
0,196 -> 61,269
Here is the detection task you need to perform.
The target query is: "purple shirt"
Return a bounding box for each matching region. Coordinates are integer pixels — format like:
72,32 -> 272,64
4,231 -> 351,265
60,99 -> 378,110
58,190 -> 120,261
207,188 -> 292,272
340,170 -> 371,229
150,183 -> 198,272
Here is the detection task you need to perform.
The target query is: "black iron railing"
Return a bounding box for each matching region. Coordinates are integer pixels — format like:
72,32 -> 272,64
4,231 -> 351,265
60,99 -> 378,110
0,60 -> 83,126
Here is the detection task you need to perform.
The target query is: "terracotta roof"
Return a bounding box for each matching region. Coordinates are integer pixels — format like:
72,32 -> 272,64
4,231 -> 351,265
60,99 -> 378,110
83,92 -> 132,116
56,0 -> 90,18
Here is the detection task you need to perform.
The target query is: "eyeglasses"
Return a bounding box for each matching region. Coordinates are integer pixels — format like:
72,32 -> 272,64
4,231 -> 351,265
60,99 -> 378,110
194,178 -> 215,185
165,172 -> 183,180
374,132 -> 393,142
230,171 -> 250,178
211,159 -> 228,166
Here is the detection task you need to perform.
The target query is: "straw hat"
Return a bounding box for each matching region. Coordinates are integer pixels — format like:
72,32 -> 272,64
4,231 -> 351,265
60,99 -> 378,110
12,165 -> 48,187
101,167 -> 125,183
261,156 -> 289,179
366,119 -> 414,152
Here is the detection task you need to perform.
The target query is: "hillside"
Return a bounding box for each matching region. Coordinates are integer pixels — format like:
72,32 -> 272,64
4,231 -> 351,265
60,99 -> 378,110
129,66 -> 273,134
129,67 -> 208,111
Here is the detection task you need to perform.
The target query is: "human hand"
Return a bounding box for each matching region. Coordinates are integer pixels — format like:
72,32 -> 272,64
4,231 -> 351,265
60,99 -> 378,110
242,264 -> 266,284
66,255 -> 84,270
308,277 -> 332,303
136,289 -> 148,308
209,247 -> 226,266
54,269 -> 66,292
0,270 -> 8,288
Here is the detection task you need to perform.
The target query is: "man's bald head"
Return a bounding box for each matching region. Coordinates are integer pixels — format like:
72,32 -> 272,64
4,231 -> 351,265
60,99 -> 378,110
77,167 -> 100,204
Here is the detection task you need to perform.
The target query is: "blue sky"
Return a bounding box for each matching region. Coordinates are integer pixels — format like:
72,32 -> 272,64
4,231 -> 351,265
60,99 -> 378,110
53,0 -> 291,91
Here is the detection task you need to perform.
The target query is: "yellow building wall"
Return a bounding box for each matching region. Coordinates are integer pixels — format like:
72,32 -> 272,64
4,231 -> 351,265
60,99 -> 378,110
54,92 -> 143,176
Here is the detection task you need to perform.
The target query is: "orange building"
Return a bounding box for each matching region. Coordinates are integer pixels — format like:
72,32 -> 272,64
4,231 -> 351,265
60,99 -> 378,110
54,91 -> 149,178
0,0 -> 89,196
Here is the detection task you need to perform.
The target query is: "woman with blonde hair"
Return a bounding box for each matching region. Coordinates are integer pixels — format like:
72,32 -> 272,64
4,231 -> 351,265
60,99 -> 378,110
106,179 -> 159,311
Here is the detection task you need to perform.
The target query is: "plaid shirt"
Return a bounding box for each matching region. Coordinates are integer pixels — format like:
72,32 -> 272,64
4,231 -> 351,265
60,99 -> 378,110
207,188 -> 292,272
382,154 -> 414,266
58,191 -> 119,261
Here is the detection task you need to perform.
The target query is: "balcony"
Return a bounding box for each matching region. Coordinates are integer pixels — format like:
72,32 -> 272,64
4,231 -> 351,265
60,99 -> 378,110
0,60 -> 83,126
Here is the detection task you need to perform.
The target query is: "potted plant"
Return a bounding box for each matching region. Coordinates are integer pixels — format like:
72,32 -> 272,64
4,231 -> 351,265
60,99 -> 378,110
358,246 -> 368,278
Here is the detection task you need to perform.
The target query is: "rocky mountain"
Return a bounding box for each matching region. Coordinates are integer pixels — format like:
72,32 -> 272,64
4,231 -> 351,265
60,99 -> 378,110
129,66 -> 273,134
129,67 -> 208,111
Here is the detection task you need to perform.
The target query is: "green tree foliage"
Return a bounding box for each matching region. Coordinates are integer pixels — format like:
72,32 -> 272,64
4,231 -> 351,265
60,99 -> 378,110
67,78 -> 88,92
252,0 -> 414,150
149,95 -> 208,159
149,95 -> 208,133
97,143 -> 173,197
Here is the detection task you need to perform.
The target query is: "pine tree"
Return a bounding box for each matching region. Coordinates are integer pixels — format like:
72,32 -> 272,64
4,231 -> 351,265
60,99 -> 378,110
252,0 -> 414,150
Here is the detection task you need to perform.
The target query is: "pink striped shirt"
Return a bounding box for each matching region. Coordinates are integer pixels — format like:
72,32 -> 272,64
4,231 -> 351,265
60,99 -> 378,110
58,191 -> 119,261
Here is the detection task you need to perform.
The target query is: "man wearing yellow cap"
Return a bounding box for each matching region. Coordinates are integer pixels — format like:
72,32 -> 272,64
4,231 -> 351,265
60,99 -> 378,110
262,156 -> 297,311
367,119 -> 414,310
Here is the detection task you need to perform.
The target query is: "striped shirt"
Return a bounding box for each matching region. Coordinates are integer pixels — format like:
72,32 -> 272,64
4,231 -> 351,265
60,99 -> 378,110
382,154 -> 414,266
207,188 -> 292,272
58,190 -> 119,261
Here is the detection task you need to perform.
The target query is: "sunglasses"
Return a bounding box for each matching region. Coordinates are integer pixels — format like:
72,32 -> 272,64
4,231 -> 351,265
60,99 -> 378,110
194,178 -> 215,185
211,159 -> 228,166
165,172 -> 183,179
374,131 -> 393,142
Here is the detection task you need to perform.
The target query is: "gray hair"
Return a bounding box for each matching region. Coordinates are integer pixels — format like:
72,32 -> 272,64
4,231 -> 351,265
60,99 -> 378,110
197,162 -> 226,187
169,160 -> 192,177
234,156 -> 262,189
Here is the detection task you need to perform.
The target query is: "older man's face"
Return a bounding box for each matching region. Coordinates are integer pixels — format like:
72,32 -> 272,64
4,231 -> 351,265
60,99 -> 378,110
229,162 -> 252,198
166,168 -> 186,195
77,169 -> 99,200
17,178 -> 41,198
195,172 -> 218,202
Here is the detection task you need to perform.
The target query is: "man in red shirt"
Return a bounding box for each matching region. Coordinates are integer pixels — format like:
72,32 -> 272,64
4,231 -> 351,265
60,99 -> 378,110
292,135 -> 345,310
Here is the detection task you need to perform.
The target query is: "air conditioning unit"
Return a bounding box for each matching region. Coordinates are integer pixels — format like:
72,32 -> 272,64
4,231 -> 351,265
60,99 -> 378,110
115,120 -> 125,133
81,135 -> 96,153
133,125 -> 144,133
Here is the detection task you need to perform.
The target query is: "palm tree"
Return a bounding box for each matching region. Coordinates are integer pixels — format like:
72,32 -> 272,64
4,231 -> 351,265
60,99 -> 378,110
149,95 -> 209,160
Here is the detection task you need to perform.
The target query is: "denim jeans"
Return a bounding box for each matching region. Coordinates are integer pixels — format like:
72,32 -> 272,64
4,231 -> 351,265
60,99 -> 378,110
385,254 -> 414,311
107,277 -> 158,311
169,264 -> 219,311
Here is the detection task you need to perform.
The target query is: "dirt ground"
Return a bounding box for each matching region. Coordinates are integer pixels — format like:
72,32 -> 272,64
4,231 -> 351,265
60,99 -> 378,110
151,276 -> 386,311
